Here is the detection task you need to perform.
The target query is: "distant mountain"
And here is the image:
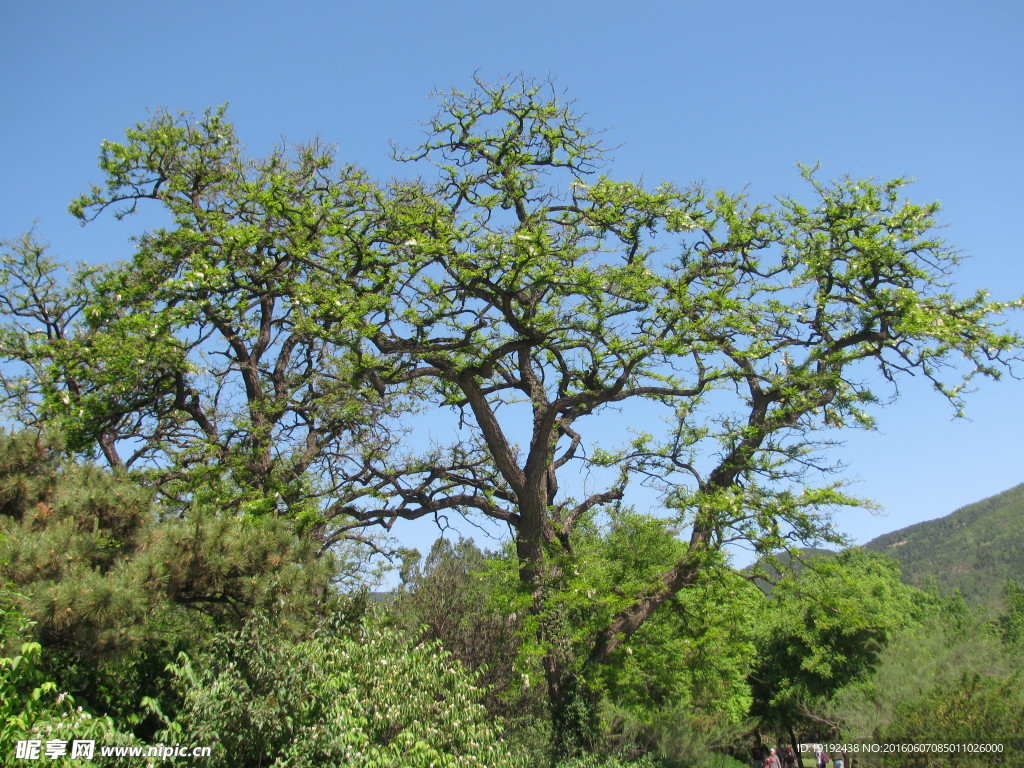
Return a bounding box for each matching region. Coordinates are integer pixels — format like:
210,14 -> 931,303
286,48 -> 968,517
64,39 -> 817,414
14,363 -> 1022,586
863,482 -> 1024,605
750,547 -> 838,593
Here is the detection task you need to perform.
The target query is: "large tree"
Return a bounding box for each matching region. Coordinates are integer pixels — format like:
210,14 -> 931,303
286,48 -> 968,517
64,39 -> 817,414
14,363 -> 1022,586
2,76 -> 1021,750
344,77 -> 1022,741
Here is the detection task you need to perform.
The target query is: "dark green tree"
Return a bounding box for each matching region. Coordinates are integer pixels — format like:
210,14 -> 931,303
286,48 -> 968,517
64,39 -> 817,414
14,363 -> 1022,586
0,429 -> 336,728
998,579 -> 1024,646
392,538 -> 529,720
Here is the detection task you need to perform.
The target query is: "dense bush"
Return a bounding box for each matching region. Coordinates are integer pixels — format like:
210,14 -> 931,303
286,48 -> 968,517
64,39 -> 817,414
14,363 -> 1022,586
553,755 -> 660,768
551,750 -> 747,768
1,604 -> 134,766
824,592 -> 1024,743
152,612 -> 525,768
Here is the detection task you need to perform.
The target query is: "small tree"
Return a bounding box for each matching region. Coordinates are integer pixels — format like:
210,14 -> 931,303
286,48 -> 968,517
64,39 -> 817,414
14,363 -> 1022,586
999,578 -> 1024,647
393,538 -> 528,720
749,549 -> 930,747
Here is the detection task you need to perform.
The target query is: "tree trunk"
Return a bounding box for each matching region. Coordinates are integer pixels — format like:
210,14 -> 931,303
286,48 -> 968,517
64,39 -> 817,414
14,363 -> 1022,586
788,724 -> 802,767
514,488 -> 600,760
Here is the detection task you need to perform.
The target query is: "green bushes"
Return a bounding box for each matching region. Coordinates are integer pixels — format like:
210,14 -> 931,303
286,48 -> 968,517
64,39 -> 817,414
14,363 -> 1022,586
877,673 -> 1024,766
1,631 -> 68,752
0,608 -> 132,766
553,755 -> 661,768
152,613 -> 525,768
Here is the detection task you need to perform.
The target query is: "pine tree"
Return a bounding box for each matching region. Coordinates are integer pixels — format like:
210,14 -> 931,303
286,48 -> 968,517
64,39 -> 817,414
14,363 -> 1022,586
0,429 -> 338,726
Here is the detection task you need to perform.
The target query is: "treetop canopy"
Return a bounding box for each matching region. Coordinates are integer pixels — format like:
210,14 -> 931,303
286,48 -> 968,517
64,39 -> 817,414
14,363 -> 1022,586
1,73 -> 1020,589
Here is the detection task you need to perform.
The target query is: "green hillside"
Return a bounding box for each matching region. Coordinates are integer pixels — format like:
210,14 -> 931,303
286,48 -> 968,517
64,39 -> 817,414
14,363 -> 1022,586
863,482 -> 1024,605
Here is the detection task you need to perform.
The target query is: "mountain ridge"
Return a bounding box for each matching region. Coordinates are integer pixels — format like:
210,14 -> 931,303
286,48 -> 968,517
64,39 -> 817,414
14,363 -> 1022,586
862,481 -> 1024,605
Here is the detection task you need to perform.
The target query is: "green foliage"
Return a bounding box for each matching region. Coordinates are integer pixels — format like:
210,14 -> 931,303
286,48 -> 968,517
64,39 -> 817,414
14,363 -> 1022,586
876,673 -> 1024,765
598,700 -> 752,768
551,728 -> 749,768
553,755 -> 660,768
577,514 -> 760,727
999,578 -> 1024,646
0,429 -> 338,728
153,612 -> 525,768
750,549 -> 931,738
0,599 -> 131,766
0,429 -> 156,656
469,512 -> 759,762
365,77 -> 1022,753
1,608 -> 61,747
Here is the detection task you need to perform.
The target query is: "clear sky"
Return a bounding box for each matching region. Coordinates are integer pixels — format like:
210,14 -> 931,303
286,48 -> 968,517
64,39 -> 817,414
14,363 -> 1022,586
2,1 -> 1022,562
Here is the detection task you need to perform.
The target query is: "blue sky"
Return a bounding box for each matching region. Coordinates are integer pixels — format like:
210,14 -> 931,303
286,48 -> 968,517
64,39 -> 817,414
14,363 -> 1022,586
2,1 -> 1022,560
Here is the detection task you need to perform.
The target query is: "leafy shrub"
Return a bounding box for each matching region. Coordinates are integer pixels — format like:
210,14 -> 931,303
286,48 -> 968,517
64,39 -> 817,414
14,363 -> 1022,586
554,755 -> 660,768
0,626 -> 132,766
153,613 -> 525,767
552,752 -> 746,768
1,638 -> 65,749
698,757 -> 748,768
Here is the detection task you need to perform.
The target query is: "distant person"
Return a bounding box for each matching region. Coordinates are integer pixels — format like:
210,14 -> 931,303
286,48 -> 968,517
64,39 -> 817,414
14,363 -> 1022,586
766,748 -> 782,768
784,746 -> 798,767
817,751 -> 830,768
